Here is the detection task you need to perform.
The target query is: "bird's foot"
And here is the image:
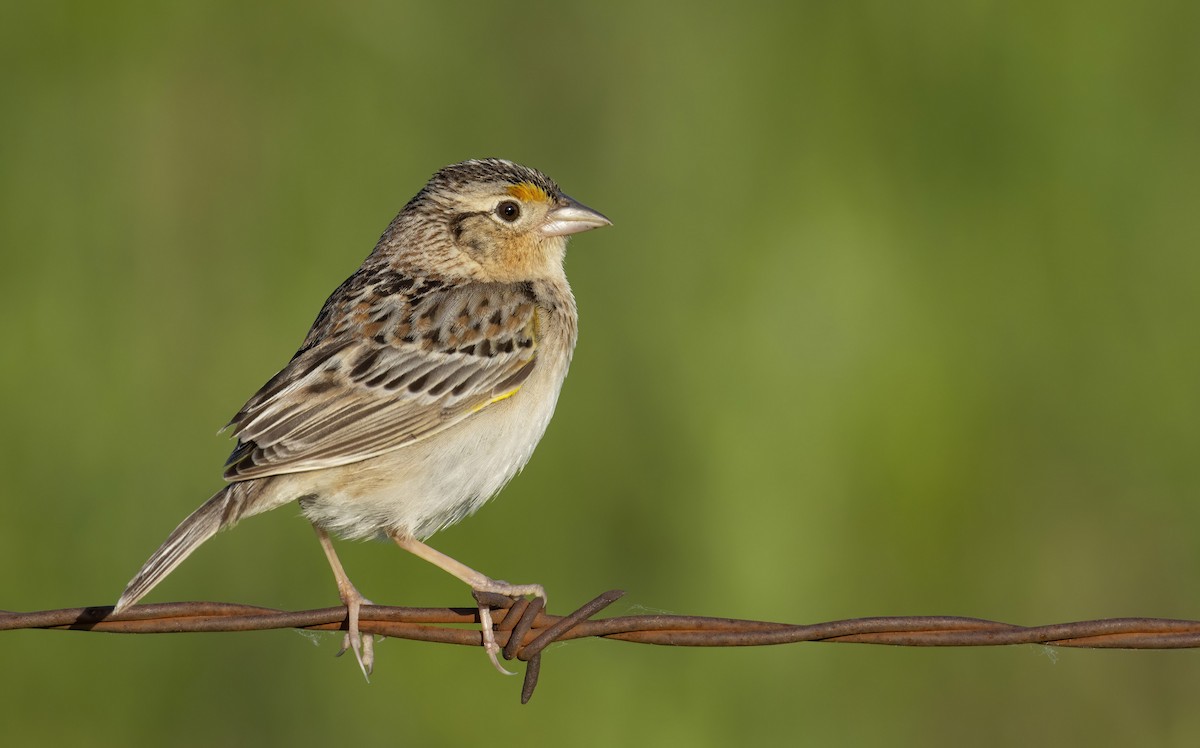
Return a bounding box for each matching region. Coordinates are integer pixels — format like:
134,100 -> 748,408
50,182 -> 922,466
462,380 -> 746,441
334,586 -> 375,681
473,580 -> 546,675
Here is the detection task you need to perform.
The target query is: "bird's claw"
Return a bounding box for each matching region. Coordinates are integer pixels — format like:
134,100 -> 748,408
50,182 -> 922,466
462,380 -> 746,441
477,604 -> 517,676
472,581 -> 547,676
334,592 -> 375,681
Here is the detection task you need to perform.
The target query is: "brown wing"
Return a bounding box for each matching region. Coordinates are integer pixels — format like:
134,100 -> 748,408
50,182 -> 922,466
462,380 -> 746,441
222,278 -> 539,480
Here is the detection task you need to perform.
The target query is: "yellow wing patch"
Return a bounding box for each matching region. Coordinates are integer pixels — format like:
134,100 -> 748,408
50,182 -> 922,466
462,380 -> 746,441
470,387 -> 521,414
507,182 -> 550,203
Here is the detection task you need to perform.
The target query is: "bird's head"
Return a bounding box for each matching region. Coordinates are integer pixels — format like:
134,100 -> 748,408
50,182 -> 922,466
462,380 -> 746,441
387,159 -> 610,283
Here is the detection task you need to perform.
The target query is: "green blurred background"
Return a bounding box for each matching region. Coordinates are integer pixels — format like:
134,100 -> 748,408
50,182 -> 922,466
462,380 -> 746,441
3,1 -> 1199,745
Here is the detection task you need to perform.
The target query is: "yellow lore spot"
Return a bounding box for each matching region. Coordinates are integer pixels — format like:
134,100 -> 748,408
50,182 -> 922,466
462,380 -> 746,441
506,182 -> 550,203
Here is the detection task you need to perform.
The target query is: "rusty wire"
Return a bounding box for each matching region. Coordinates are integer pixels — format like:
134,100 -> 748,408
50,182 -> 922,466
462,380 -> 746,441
5,591 -> 1200,703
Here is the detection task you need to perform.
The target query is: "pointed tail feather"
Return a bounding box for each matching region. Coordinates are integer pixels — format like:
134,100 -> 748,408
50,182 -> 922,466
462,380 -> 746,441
114,483 -> 255,612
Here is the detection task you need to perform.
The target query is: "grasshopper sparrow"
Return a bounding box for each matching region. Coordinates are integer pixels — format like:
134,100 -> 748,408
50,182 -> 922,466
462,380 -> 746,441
114,159 -> 610,676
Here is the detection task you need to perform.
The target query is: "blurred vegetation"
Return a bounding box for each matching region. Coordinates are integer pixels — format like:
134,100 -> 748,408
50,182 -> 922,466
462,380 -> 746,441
2,1 -> 1199,745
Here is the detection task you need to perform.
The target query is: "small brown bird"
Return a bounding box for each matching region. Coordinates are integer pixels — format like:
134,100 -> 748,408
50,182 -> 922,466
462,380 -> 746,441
114,159 -> 610,676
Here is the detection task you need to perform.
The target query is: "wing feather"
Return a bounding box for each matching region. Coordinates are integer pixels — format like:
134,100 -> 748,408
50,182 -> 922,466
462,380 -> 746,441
222,278 -> 539,480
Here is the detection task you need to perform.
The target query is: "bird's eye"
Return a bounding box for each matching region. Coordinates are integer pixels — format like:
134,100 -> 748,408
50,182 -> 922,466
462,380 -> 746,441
496,200 -> 521,222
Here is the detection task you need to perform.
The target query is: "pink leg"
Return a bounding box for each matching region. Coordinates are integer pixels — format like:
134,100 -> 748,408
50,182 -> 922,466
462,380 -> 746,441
314,526 -> 374,679
389,532 -> 545,674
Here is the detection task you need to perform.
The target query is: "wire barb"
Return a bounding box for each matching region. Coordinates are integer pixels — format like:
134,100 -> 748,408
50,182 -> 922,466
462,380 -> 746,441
6,596 -> 1200,702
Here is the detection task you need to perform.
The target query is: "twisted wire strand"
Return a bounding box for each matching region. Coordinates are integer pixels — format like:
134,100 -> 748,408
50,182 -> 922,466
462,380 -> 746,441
6,592 -> 1200,702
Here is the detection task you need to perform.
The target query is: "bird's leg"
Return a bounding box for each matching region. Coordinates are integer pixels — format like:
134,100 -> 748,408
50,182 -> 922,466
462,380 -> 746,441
313,526 -> 374,680
388,532 -> 544,675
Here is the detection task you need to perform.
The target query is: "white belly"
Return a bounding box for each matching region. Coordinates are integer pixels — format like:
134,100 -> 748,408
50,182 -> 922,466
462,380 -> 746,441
272,335 -> 571,540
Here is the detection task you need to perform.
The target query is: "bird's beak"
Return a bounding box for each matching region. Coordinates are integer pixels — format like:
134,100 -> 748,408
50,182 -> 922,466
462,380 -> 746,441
540,195 -> 612,237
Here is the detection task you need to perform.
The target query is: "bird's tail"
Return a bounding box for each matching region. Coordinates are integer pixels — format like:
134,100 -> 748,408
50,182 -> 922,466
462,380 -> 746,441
114,481 -> 259,613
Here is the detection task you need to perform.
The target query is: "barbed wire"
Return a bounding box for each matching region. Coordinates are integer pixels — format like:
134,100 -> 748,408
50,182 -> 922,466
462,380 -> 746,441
5,591 -> 1200,703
